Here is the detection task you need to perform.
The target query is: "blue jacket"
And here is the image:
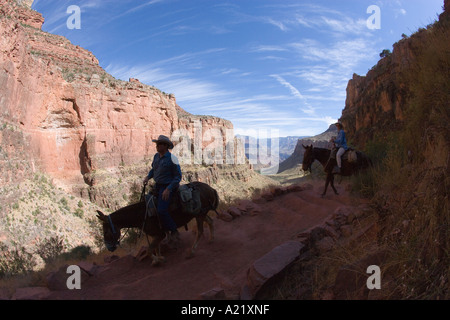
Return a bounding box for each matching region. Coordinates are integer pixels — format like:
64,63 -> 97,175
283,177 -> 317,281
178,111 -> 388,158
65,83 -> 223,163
335,129 -> 348,150
147,152 -> 182,191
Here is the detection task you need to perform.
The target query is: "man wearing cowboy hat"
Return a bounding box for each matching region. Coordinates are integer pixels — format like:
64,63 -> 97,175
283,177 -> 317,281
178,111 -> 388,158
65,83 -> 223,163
331,122 -> 348,174
143,135 -> 182,245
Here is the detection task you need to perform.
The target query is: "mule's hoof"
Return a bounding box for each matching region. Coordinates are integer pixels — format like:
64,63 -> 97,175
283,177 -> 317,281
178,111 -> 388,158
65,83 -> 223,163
151,260 -> 160,267
185,250 -> 195,260
151,255 -> 165,266
136,247 -> 149,262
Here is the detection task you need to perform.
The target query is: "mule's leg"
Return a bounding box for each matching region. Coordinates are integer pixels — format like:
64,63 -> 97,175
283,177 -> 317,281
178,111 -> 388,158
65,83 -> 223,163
149,235 -> 165,266
186,216 -> 205,259
205,215 -> 214,243
153,243 -> 166,264
322,174 -> 331,197
330,174 -> 339,195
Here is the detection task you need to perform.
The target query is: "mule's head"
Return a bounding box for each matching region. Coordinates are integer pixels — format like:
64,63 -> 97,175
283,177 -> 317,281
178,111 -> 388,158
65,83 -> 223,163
302,144 -> 314,172
96,211 -> 120,252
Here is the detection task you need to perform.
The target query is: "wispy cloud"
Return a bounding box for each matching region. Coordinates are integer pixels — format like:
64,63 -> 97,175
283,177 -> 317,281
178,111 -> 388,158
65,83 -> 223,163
251,45 -> 288,52
290,38 -> 376,72
271,75 -> 316,116
264,17 -> 288,31
248,3 -> 372,37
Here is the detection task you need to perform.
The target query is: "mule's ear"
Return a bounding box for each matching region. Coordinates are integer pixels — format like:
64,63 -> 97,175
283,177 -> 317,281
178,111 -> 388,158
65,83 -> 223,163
309,144 -> 313,148
96,210 -> 106,222
302,144 -> 307,149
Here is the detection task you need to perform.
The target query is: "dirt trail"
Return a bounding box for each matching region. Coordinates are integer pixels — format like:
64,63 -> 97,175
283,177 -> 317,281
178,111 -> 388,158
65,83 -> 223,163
47,180 -> 360,300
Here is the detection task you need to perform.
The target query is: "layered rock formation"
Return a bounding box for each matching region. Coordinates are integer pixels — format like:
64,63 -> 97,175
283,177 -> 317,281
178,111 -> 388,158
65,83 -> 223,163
0,0 -> 250,205
340,1 -> 448,148
341,44 -> 410,147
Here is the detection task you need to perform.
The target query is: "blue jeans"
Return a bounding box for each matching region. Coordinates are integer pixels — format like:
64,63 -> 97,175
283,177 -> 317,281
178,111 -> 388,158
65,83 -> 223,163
156,184 -> 178,232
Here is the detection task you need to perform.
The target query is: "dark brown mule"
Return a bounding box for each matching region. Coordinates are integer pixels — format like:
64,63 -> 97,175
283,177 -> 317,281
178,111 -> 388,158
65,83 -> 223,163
96,181 -> 219,265
302,145 -> 372,197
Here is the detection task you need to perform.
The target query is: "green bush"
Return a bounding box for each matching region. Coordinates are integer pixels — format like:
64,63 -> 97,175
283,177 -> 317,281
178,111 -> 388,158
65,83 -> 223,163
60,245 -> 92,261
35,236 -> 65,264
0,243 -> 36,279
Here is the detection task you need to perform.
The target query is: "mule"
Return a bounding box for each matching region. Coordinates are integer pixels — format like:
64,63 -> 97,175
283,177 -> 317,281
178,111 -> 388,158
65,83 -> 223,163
302,145 -> 372,197
96,181 -> 219,265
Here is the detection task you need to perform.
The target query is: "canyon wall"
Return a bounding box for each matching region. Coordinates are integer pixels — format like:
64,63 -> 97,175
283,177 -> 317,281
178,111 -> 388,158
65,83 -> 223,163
0,0 -> 247,207
341,1 -> 448,148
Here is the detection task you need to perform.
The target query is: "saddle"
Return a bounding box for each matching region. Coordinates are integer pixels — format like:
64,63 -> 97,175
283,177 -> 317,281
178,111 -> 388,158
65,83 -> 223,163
145,183 -> 202,218
178,184 -> 202,215
330,148 -> 358,163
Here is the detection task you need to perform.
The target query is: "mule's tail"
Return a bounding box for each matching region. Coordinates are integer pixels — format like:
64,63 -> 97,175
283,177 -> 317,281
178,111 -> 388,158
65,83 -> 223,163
210,188 -> 220,216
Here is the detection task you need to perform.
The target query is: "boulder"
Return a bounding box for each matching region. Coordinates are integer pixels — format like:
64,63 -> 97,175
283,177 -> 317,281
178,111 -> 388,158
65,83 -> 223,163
46,264 -> 90,291
77,261 -> 99,276
246,241 -> 304,298
237,200 -> 262,216
227,207 -> 242,218
315,236 -> 335,254
218,211 -> 233,222
199,287 -> 226,300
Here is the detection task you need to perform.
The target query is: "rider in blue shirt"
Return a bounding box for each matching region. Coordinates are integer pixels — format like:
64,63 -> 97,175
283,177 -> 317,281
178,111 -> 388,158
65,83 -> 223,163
143,135 -> 182,246
332,122 -> 348,174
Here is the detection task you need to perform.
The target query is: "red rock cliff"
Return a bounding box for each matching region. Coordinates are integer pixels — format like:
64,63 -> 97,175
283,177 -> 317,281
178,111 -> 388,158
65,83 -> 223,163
0,0 -> 233,189
340,1 -> 447,148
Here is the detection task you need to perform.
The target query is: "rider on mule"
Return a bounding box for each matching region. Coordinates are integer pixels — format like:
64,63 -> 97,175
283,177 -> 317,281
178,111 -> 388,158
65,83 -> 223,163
331,122 -> 348,174
143,135 -> 182,247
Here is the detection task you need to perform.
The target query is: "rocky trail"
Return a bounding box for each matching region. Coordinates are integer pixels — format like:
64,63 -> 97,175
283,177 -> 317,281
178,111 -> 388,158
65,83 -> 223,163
12,179 -> 368,300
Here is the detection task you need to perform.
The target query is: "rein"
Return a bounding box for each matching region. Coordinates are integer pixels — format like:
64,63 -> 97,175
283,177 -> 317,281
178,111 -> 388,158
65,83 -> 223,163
139,183 -> 153,248
107,212 -> 129,248
307,148 -> 316,172
108,215 -> 117,236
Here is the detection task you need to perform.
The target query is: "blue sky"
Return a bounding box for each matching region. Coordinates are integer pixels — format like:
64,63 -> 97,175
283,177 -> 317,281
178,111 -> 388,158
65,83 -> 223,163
32,0 -> 444,138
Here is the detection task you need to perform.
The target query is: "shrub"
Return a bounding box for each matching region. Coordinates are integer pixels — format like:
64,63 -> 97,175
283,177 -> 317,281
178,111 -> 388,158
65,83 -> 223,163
35,236 -> 65,264
380,49 -> 392,58
0,243 -> 37,279
60,245 -> 92,261
73,208 -> 84,218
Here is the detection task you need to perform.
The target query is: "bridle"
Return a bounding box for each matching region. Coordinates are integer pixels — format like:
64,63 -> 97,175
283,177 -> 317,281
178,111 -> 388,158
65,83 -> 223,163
104,215 -> 129,251
306,147 -> 315,172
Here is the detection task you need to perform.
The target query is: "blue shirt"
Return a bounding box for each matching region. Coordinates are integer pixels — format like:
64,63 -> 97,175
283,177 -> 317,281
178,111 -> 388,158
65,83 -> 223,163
147,152 -> 182,191
335,129 -> 348,150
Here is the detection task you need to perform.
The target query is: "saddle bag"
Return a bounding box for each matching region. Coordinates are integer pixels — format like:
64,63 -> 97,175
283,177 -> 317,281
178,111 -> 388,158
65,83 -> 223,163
347,150 -> 358,163
179,184 -> 202,215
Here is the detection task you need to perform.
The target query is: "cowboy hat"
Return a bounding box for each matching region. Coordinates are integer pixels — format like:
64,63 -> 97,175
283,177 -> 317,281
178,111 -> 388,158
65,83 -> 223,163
152,135 -> 174,149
